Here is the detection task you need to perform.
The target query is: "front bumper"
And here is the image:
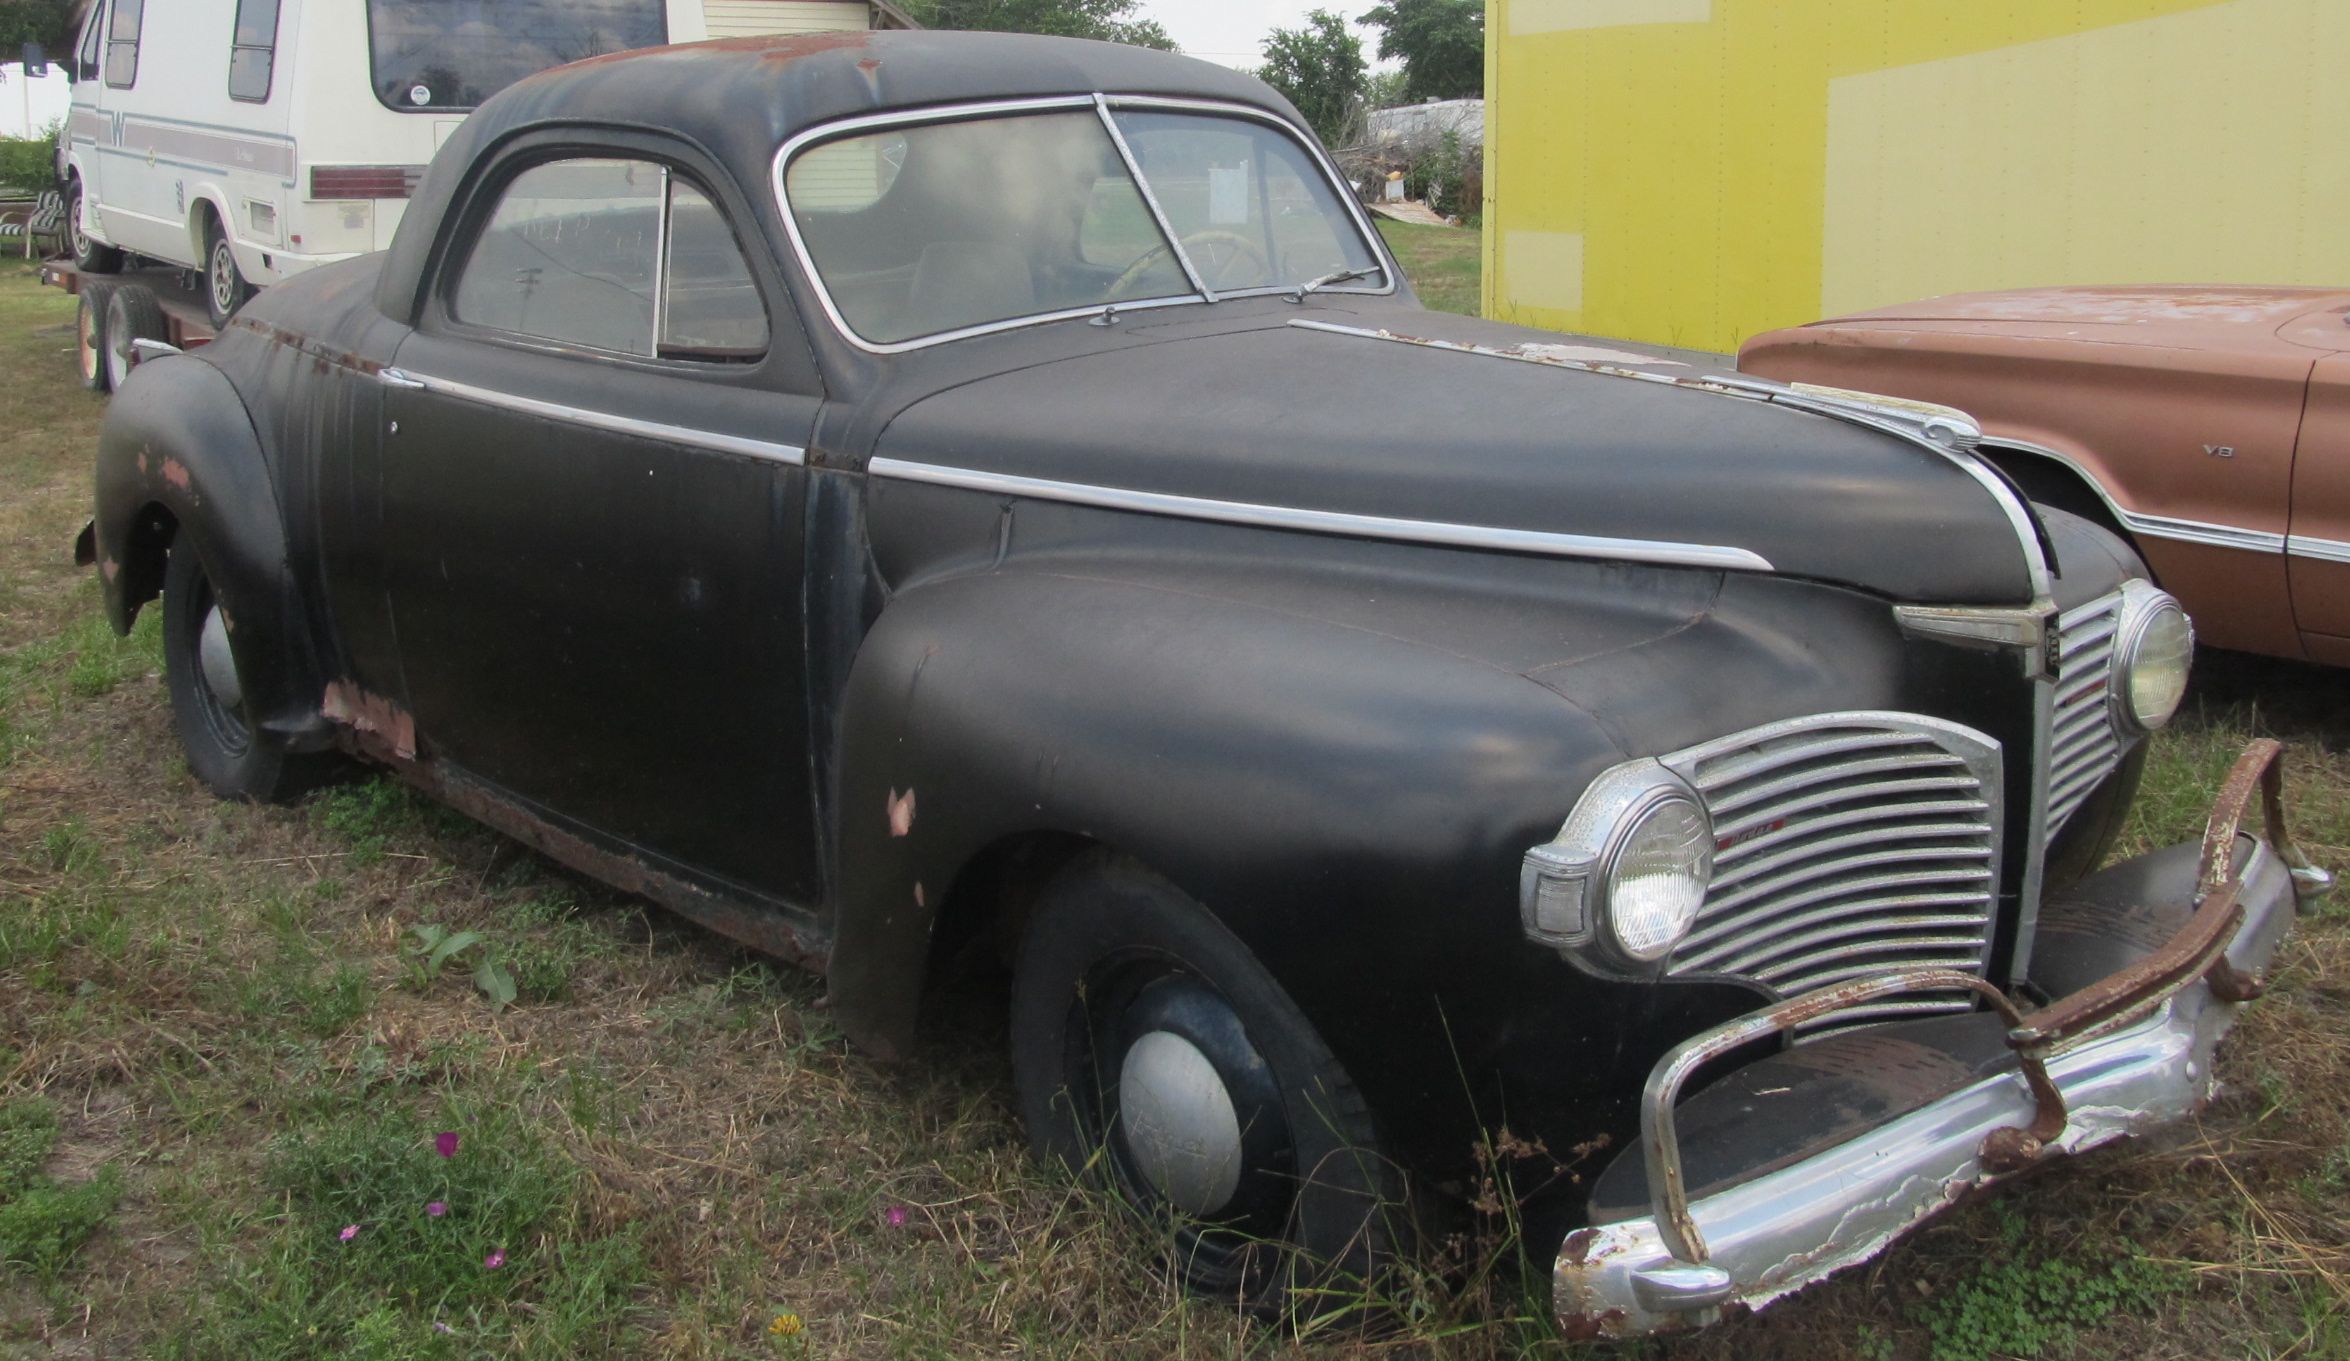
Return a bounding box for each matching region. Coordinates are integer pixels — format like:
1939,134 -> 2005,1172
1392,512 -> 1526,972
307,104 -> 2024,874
1556,740 -> 2334,1340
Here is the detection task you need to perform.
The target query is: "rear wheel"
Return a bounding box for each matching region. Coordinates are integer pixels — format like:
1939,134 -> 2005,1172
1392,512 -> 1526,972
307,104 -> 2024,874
203,217 -> 252,327
1010,852 -> 1408,1311
162,533 -> 339,802
76,279 -> 119,393
67,178 -> 124,273
104,285 -> 167,392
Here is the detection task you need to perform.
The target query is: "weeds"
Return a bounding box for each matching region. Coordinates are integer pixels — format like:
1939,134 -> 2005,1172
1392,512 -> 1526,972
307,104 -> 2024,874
405,922 -> 519,1011
0,1097 -> 121,1282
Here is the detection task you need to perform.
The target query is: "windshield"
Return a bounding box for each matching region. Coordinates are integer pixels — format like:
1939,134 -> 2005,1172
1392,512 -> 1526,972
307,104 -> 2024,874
366,0 -> 666,113
781,104 -> 1385,347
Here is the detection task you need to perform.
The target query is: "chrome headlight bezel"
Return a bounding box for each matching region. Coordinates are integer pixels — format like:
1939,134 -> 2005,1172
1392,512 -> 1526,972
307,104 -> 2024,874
1521,760 -> 1714,974
2109,579 -> 2194,734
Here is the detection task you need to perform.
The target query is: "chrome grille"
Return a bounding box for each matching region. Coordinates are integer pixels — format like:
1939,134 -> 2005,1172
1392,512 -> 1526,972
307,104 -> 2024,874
1662,713 -> 2003,1032
2046,592 -> 2126,836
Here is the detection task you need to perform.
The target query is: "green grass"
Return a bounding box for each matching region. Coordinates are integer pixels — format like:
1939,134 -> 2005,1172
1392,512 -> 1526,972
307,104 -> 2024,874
1,252 -> 2348,1361
1379,217 -> 1482,316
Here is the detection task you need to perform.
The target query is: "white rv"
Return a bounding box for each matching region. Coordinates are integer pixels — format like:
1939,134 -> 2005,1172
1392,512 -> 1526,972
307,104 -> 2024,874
59,0 -> 908,325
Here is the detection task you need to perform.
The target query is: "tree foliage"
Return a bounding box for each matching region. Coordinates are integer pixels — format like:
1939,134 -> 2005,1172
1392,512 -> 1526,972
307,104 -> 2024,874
1360,0 -> 1484,103
898,0 -> 1175,50
0,0 -> 80,69
1257,10 -> 1367,147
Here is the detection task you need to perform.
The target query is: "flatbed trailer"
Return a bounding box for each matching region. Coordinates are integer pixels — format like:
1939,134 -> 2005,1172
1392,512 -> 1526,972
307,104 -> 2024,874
40,259 -> 218,394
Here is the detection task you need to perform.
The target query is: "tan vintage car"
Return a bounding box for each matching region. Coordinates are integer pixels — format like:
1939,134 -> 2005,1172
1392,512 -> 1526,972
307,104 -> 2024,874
1742,287 -> 2350,667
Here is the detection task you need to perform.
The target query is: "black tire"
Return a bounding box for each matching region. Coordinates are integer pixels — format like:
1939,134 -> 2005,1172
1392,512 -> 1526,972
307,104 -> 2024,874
162,533 -> 338,803
104,285 -> 167,393
76,279 -> 119,393
203,216 -> 253,327
67,178 -> 124,274
1011,852 -> 1409,1313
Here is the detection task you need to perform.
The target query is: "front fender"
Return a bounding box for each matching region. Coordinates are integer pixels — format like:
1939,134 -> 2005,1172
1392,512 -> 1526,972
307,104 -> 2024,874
825,561 -> 1627,1065
92,354 -> 328,747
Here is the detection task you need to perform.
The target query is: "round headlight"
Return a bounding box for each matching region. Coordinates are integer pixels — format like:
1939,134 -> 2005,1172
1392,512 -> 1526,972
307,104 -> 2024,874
1605,792 -> 1715,962
2112,584 -> 2193,733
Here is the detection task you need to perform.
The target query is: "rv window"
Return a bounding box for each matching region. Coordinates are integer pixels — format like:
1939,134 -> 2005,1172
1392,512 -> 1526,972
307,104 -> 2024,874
104,0 -> 142,89
229,0 -> 281,103
366,0 -> 667,113
75,9 -> 102,81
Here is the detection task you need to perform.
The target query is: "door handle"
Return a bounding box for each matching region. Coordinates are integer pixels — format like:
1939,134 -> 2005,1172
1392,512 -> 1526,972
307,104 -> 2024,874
378,367 -> 426,390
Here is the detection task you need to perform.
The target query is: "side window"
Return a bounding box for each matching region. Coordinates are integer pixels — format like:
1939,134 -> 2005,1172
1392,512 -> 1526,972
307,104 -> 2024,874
104,0 -> 142,89
229,0 -> 282,103
452,158 -> 769,362
76,9 -> 104,82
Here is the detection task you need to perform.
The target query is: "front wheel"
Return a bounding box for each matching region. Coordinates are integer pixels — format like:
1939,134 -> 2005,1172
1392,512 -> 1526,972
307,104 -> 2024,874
1010,852 -> 1408,1310
67,178 -> 124,273
162,534 -> 338,802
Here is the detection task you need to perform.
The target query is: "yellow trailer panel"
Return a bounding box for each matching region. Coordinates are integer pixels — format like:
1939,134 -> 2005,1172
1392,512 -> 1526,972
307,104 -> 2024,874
1483,0 -> 2350,353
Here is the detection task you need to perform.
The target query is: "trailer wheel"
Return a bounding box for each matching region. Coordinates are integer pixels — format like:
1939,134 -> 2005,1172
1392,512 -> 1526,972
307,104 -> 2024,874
66,178 -> 124,274
77,279 -> 121,393
104,286 -> 169,393
204,219 -> 253,327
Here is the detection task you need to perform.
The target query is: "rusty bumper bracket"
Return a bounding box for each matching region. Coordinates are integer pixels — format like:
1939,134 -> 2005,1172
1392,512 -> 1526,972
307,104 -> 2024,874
1568,739 -> 2319,1336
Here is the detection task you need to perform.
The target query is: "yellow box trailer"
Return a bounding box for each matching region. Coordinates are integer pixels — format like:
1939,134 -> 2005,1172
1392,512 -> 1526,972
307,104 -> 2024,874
1483,0 -> 2350,354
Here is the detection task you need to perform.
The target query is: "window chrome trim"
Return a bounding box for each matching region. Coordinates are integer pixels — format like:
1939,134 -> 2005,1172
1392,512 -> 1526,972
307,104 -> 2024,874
1977,437 -> 2289,555
770,94 -> 1395,355
1093,94 -> 1212,302
866,457 -> 1775,570
376,368 -> 806,466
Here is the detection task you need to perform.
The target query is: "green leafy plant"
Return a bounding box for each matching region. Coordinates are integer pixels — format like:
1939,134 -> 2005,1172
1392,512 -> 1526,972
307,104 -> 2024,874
1912,1220 -> 2186,1361
407,924 -> 518,1011
0,1098 -> 119,1282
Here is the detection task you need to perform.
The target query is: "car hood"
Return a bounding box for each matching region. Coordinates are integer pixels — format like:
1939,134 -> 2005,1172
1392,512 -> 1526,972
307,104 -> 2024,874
873,311 -> 2040,605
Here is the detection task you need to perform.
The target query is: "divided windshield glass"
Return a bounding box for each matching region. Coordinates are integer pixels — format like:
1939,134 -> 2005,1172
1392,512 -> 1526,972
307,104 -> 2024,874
782,105 -> 1385,347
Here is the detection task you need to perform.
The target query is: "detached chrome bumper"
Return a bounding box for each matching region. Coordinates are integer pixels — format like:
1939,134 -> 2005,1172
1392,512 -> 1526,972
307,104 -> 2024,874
1557,740 -> 2331,1340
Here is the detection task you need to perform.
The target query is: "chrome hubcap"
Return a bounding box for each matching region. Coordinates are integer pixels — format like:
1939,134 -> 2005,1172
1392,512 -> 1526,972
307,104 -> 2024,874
1117,1029 -> 1244,1217
212,242 -> 236,312
198,604 -> 242,710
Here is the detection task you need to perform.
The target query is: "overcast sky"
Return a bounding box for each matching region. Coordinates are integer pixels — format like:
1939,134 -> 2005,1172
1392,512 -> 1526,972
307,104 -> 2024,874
1132,0 -> 1390,71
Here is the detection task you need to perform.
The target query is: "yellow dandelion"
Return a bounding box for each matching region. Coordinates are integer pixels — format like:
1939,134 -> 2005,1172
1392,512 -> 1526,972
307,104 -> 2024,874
769,1313 -> 804,1337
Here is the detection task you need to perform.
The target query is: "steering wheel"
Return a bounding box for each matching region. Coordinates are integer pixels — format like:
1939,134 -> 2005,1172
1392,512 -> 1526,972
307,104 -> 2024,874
1112,229 -> 1271,294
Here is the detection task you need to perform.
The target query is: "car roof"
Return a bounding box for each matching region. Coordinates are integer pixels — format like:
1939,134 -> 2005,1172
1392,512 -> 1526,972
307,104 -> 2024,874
376,31 -> 1304,324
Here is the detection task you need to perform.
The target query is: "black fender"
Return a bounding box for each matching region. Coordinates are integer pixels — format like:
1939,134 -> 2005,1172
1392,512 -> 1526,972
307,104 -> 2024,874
92,354 -> 331,749
824,563 -> 1634,1065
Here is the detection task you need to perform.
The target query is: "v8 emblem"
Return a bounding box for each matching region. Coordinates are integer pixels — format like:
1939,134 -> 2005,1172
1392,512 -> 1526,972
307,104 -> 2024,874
2204,444 -> 2237,459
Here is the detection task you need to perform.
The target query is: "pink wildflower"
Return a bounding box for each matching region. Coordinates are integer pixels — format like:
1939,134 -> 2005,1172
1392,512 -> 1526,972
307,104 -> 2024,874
885,1205 -> 909,1229
425,1201 -> 447,1218
434,1131 -> 460,1159
484,1249 -> 506,1270
338,1224 -> 360,1242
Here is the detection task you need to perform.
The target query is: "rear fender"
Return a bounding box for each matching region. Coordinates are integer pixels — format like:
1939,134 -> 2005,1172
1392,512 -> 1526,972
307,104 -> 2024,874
92,353 -> 329,748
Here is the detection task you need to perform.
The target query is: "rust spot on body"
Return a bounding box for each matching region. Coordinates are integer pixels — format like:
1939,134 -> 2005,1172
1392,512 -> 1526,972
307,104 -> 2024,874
888,787 -> 916,837
321,680 -> 416,760
160,457 -> 191,492
101,557 -> 120,582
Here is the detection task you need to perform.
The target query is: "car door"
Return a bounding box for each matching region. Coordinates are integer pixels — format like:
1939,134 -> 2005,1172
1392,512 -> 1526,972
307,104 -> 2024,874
2290,351 -> 2350,663
377,144 -> 826,905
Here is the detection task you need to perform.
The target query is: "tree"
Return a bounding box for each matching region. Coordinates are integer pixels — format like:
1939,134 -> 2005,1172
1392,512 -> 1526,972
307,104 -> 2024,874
0,0 -> 80,72
1360,0 -> 1483,103
899,0 -> 1176,50
1257,10 -> 1366,147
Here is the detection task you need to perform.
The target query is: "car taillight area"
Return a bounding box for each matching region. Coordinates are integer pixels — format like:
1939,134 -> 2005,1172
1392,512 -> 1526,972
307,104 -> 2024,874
309,166 -> 425,201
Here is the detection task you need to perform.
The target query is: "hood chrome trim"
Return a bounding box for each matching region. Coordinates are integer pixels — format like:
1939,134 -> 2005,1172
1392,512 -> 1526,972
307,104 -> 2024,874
866,457 -> 1776,571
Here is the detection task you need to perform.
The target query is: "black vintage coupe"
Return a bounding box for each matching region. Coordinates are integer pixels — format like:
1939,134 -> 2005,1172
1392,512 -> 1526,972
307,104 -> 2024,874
81,31 -> 2330,1337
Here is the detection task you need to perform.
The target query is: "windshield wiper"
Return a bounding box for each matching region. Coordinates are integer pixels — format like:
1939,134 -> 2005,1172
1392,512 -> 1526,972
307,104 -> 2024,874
1287,265 -> 1387,303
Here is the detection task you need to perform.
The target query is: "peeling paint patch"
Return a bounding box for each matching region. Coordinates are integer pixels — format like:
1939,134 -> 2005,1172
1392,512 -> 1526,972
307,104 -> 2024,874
321,680 -> 417,760
160,457 -> 192,492
136,448 -> 149,475
100,557 -> 120,582
888,788 -> 916,837
913,882 -> 925,909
